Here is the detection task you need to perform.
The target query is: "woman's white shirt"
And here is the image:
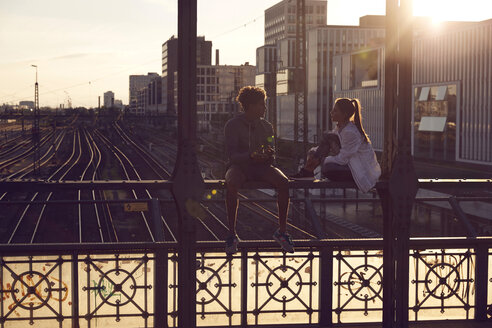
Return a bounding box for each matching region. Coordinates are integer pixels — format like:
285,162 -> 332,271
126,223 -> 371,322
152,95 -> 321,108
323,122 -> 381,192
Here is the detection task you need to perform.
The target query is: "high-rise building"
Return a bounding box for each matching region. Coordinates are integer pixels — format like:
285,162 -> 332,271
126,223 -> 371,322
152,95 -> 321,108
174,63 -> 256,131
134,76 -> 164,115
129,73 -> 159,113
264,0 -> 327,45
103,91 -> 115,108
304,25 -> 385,142
161,36 -> 212,113
332,18 -> 492,166
258,15 -> 385,142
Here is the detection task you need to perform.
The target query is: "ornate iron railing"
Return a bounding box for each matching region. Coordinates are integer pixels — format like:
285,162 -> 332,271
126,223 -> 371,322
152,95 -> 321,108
0,238 -> 490,327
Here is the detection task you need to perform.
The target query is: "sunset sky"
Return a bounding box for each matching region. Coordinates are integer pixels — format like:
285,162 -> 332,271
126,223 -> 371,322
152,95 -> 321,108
1,0 -> 490,108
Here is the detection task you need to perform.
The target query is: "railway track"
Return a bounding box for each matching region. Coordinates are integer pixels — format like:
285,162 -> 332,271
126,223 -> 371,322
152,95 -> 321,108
5,115 -> 484,245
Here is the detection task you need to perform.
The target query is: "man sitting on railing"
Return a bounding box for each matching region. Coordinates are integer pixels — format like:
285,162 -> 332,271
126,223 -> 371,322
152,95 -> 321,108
224,86 -> 294,254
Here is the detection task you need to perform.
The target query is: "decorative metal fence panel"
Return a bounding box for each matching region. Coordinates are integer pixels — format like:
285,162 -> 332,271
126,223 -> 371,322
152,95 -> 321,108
332,250 -> 383,323
409,248 -> 475,321
488,249 -> 492,320
167,250 -> 319,327
0,242 -> 490,327
78,253 -> 154,328
246,251 -> 319,326
0,253 -> 155,328
0,255 -> 72,328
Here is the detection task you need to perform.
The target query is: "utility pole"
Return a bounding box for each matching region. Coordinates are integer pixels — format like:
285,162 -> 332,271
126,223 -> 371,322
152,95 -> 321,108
294,0 -> 308,160
21,108 -> 24,135
31,65 -> 40,176
268,53 -> 278,134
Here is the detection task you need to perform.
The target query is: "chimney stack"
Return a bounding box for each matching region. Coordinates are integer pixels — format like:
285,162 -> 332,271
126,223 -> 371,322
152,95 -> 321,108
215,49 -> 219,66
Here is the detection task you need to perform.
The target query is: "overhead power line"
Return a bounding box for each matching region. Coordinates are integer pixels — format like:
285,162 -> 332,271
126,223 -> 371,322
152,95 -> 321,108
211,14 -> 264,39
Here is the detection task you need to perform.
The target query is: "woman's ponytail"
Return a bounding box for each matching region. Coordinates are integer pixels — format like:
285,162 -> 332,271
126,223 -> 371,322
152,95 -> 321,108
352,99 -> 369,143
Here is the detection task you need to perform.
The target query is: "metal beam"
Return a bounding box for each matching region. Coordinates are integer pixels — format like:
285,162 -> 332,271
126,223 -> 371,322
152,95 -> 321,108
172,1 -> 203,327
0,237 -> 491,253
304,197 -> 327,239
1,178 -> 490,192
448,197 -> 477,237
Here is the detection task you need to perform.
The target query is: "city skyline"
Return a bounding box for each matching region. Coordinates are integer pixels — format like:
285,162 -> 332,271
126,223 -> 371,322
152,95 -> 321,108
1,0 -> 491,108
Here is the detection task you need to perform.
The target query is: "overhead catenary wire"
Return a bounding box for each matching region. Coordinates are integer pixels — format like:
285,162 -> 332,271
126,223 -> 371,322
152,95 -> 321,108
210,14 -> 264,39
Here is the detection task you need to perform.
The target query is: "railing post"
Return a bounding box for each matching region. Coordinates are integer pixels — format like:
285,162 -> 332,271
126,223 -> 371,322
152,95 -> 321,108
152,198 -> 168,327
150,198 -> 166,241
241,250 -> 248,327
154,247 -> 168,327
378,186 -> 395,328
72,252 -> 79,328
475,244 -> 489,321
319,246 -> 333,326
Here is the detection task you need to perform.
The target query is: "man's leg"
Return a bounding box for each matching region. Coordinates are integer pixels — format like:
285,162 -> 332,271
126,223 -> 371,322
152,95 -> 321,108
260,166 -> 290,232
225,166 -> 246,236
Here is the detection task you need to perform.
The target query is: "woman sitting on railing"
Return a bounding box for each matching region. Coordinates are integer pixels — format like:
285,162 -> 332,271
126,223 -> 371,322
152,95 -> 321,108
290,98 -> 381,193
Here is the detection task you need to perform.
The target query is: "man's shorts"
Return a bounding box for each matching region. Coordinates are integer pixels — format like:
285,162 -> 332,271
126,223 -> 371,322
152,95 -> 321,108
226,164 -> 276,181
225,164 -> 286,185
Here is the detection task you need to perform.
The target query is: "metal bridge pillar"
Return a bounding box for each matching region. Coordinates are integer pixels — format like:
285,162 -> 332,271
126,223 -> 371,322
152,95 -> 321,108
382,1 -> 417,327
170,1 -> 204,328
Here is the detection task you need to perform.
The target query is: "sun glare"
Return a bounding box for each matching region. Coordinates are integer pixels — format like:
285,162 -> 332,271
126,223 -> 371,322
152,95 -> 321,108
414,0 -> 492,23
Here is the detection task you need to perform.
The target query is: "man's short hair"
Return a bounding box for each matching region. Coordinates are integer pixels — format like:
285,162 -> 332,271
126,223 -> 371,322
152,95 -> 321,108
236,86 -> 266,111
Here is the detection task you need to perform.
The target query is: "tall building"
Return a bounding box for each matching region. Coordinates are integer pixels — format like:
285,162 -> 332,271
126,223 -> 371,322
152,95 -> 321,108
264,0 -> 327,45
103,91 -> 115,108
332,18 -> 492,166
134,75 -> 164,115
262,21 -> 385,142
161,36 -> 212,113
305,24 -> 385,142
174,63 -> 256,131
129,73 -> 159,114
257,0 -> 328,138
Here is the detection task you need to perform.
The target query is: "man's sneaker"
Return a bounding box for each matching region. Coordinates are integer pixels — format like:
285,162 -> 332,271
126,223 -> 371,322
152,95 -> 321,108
289,168 -> 315,180
273,229 -> 295,253
225,235 -> 239,254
